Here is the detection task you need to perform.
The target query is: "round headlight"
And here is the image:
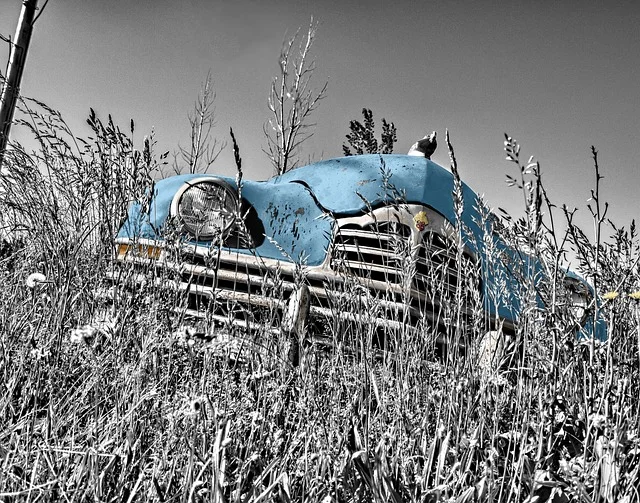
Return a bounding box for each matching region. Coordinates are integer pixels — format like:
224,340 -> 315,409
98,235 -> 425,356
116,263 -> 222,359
174,179 -> 238,240
565,277 -> 591,326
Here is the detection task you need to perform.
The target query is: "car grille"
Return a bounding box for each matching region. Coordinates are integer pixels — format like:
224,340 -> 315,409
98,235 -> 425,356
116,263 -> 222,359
112,206 -> 480,343
330,218 -> 476,311
331,221 -> 413,286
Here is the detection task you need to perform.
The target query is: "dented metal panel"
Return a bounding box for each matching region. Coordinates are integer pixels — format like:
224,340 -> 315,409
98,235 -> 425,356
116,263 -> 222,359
118,173 -> 332,266
277,155 -> 477,223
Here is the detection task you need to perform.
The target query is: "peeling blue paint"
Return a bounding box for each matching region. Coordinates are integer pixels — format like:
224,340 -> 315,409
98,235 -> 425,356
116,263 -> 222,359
117,154 -> 607,340
118,173 -> 331,266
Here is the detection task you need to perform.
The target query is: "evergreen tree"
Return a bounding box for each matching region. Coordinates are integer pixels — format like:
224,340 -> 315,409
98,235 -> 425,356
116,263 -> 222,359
343,108 -> 397,156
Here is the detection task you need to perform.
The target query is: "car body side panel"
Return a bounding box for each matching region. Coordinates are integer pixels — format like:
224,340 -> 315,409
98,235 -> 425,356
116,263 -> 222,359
238,181 -> 332,265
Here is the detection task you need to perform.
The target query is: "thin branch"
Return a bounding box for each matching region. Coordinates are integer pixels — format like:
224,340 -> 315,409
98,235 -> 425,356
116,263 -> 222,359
33,0 -> 50,25
264,17 -> 328,175
174,71 -> 225,174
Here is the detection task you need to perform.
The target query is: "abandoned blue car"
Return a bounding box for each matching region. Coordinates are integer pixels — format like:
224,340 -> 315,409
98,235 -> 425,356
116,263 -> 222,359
111,153 -> 606,357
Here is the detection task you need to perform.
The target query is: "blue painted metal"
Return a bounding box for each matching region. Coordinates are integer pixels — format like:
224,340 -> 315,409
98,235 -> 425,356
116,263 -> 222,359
119,155 -> 481,264
278,155 -> 472,223
117,153 -> 606,339
118,173 -> 332,266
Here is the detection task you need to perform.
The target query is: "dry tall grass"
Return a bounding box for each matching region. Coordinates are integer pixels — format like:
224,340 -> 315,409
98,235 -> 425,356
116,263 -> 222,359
0,100 -> 638,503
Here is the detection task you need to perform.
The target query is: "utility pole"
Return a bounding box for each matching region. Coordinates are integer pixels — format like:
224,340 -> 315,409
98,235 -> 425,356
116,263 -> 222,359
0,0 -> 39,166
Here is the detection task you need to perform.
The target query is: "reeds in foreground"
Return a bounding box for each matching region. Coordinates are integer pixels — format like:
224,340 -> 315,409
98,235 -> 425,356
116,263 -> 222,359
0,100 -> 638,502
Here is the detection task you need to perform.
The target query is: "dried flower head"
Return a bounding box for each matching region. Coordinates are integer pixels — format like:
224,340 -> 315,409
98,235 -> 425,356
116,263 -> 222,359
628,291 -> 640,300
70,324 -> 98,345
602,291 -> 619,301
26,272 -> 47,289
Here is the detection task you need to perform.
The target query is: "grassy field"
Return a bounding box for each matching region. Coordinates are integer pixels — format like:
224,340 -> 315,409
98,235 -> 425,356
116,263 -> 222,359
0,99 -> 639,502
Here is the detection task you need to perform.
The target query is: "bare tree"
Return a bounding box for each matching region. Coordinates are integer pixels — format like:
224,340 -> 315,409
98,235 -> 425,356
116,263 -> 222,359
174,71 -> 225,174
264,18 -> 328,175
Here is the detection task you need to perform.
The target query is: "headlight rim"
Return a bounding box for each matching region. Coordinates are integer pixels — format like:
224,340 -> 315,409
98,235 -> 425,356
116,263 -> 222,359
564,276 -> 592,327
170,177 -> 239,241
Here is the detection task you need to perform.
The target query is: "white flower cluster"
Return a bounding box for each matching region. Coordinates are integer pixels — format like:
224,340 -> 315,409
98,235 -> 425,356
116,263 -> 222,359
26,272 -> 47,289
70,324 -> 98,345
69,313 -> 117,345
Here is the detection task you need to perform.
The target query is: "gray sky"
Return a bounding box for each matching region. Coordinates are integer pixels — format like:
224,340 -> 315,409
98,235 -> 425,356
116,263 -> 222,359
2,0 -> 639,246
